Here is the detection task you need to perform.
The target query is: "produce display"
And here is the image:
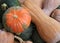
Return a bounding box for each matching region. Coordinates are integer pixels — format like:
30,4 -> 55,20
0,0 -> 60,43
23,0 -> 60,43
0,0 -> 32,43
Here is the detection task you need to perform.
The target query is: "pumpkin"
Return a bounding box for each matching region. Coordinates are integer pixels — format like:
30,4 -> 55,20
3,6 -> 31,34
0,0 -> 21,28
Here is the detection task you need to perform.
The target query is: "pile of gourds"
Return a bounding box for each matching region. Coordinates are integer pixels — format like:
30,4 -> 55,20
0,0 -> 60,43
0,0 -> 32,43
22,0 -> 60,43
0,0 -> 32,34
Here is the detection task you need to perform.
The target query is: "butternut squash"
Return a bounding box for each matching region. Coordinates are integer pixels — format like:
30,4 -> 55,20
19,0 -> 44,8
22,0 -> 60,43
29,0 -> 44,8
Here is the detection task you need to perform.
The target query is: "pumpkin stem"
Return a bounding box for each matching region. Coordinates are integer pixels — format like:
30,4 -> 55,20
13,15 -> 18,18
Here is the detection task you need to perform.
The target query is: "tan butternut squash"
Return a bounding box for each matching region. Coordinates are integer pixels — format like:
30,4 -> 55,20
19,0 -> 44,8
29,0 -> 44,8
22,0 -> 60,43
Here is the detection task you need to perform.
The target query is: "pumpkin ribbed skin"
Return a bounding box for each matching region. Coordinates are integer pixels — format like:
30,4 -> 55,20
3,6 -> 31,33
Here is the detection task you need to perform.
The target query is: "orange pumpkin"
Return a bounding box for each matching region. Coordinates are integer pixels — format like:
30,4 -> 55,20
3,6 -> 31,34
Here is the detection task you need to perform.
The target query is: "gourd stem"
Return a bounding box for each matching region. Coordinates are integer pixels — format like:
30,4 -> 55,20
13,15 -> 18,18
14,36 -> 25,43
